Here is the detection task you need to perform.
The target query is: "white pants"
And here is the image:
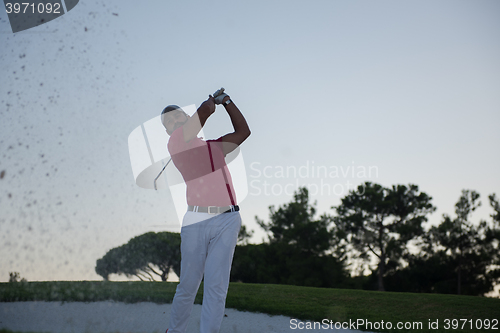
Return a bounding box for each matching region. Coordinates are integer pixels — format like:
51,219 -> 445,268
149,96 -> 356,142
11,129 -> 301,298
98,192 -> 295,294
168,211 -> 241,333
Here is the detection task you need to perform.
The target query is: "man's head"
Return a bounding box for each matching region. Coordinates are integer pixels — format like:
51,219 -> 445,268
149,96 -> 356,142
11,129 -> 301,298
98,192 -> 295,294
161,105 -> 189,135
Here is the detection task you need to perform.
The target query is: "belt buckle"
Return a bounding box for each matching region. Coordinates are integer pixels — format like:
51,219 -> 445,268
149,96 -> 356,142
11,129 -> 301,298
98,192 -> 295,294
208,206 -> 218,214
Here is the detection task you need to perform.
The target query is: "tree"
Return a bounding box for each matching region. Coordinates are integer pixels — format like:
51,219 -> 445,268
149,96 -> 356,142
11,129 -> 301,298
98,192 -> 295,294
8,272 -> 27,283
232,187 -> 348,288
424,190 -> 500,295
257,187 -> 336,256
489,194 -> 500,225
95,246 -> 126,281
95,231 -> 181,281
487,194 -> 500,294
486,194 -> 500,267
332,182 -> 436,291
237,224 -> 254,245
153,232 -> 181,280
231,240 -> 348,288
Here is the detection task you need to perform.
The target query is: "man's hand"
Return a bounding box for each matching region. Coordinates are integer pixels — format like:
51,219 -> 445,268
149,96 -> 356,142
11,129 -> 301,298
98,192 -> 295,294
213,87 -> 229,105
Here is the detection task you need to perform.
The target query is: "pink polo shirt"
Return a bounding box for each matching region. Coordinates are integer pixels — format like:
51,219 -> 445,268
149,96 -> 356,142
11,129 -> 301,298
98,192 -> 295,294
167,126 -> 237,207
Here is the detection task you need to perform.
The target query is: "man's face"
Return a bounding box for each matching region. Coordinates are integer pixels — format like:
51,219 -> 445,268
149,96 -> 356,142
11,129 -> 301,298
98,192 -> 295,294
163,110 -> 188,135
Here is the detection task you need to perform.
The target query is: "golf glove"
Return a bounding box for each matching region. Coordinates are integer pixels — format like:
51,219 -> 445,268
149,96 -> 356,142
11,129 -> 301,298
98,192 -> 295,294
213,87 -> 229,105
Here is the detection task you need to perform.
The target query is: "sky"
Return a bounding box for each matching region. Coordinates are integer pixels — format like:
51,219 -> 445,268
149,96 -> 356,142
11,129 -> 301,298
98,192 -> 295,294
1,0 -> 499,289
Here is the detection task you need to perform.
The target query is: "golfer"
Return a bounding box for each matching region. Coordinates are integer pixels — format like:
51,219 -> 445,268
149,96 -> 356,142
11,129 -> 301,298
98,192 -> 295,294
161,88 -> 250,333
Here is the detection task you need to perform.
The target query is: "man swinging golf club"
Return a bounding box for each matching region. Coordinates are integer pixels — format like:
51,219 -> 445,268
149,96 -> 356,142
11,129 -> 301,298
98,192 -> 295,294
161,88 -> 250,333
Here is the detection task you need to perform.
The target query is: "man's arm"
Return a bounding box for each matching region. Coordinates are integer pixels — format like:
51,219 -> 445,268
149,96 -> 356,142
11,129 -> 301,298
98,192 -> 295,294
218,96 -> 251,156
182,96 -> 216,142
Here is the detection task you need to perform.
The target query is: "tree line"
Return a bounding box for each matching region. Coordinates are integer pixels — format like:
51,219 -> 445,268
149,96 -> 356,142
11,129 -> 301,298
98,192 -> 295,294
95,182 -> 500,296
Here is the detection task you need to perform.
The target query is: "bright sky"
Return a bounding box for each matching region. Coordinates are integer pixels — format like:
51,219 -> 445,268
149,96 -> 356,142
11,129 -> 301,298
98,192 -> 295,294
1,0 -> 499,286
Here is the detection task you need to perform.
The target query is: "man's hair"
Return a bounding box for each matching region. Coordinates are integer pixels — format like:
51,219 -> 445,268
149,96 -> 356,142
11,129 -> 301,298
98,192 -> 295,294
161,105 -> 184,129
161,105 -> 183,115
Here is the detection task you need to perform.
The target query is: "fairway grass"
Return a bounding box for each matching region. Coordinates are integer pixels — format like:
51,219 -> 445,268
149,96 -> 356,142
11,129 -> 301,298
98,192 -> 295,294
1,281 -> 499,332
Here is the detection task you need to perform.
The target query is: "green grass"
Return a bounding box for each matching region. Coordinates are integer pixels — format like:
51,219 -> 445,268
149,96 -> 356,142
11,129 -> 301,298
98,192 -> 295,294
1,281 -> 499,332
